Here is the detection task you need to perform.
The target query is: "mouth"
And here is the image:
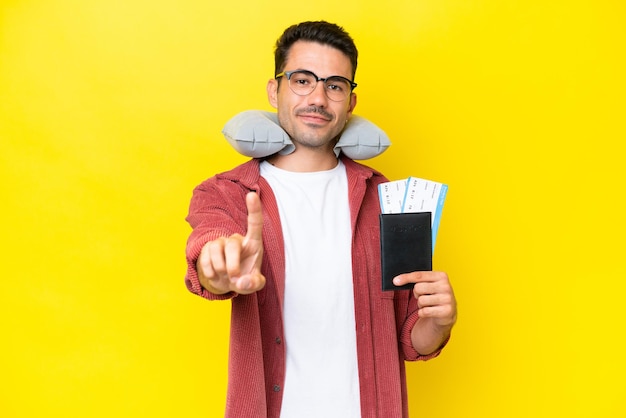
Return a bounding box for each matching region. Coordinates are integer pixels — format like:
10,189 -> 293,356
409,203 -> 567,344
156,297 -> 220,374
296,107 -> 333,125
299,113 -> 331,124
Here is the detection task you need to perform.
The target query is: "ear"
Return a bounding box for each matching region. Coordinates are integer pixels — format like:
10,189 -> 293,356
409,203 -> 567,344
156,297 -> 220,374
347,92 -> 357,118
267,79 -> 278,109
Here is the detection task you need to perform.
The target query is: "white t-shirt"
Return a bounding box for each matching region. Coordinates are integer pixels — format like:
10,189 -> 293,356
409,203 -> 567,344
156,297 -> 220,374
260,160 -> 361,418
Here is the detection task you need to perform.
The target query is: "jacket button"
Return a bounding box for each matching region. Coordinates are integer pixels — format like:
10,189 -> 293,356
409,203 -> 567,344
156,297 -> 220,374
275,337 -> 282,344
273,385 -> 281,392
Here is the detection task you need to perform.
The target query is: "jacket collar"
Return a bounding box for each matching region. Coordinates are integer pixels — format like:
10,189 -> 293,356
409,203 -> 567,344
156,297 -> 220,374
216,154 -> 380,191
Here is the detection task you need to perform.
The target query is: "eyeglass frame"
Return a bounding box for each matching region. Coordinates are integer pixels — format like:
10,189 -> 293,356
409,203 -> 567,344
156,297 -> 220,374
275,69 -> 357,101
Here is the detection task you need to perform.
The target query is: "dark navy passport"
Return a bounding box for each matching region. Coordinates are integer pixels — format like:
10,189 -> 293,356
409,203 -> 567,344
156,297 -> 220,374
380,212 -> 432,291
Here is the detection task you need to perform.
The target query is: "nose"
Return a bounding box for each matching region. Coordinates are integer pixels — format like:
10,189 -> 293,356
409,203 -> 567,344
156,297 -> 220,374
306,80 -> 329,106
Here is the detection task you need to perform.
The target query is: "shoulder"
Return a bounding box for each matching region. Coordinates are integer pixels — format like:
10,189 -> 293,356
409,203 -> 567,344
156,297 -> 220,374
341,155 -> 388,185
194,158 -> 262,191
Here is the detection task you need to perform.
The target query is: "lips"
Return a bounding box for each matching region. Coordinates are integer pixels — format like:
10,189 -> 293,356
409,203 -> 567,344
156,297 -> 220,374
296,106 -> 333,123
299,113 -> 331,124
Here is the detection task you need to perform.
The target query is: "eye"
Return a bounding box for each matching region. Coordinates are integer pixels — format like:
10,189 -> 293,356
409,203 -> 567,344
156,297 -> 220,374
291,71 -> 315,86
326,77 -> 350,92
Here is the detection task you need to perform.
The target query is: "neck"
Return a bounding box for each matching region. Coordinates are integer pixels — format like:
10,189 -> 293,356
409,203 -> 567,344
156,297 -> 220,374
266,147 -> 339,172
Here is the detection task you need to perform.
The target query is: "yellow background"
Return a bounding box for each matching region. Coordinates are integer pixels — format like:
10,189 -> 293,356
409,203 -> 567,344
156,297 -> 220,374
1,0 -> 624,417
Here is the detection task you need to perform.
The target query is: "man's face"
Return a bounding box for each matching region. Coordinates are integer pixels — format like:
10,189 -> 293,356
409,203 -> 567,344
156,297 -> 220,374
267,41 -> 357,152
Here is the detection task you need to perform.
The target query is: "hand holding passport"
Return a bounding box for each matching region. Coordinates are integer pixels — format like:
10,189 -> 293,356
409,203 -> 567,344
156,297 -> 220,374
378,177 -> 448,291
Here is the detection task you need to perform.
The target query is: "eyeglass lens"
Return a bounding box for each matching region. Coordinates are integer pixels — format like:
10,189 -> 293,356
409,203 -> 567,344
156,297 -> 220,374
288,71 -> 352,101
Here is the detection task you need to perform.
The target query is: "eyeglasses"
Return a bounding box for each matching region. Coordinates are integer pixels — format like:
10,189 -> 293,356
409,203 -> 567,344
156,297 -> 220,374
275,70 -> 357,102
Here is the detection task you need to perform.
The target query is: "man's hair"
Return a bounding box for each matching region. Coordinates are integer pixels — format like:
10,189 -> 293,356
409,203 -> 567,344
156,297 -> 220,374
274,21 -> 358,80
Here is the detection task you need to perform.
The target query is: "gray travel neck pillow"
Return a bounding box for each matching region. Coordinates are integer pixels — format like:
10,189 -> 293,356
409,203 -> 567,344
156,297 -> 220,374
222,110 -> 391,160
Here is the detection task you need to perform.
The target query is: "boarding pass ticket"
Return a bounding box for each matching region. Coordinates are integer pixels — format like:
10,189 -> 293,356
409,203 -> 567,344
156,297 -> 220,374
378,177 -> 448,250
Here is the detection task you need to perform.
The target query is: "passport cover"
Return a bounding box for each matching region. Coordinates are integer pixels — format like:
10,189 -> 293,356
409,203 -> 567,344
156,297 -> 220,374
380,212 -> 432,291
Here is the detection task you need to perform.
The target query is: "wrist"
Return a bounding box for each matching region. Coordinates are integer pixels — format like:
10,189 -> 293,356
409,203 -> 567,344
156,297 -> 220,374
411,318 -> 452,355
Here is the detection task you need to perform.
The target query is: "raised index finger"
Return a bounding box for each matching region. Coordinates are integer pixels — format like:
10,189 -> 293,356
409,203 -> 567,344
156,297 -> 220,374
243,192 -> 263,245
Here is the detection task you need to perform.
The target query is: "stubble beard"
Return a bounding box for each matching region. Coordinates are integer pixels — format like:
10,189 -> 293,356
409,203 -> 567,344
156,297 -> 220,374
281,106 -> 343,151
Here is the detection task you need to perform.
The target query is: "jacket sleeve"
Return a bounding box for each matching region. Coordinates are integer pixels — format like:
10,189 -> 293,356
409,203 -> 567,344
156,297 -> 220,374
184,178 -> 249,300
396,293 -> 449,361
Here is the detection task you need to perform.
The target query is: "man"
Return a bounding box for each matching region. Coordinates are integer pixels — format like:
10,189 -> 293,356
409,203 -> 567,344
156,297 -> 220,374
185,21 -> 457,418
